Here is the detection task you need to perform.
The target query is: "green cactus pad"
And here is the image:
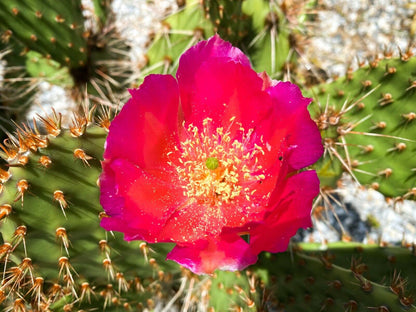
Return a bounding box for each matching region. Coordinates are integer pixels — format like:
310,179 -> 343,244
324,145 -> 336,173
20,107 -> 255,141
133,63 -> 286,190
310,55 -> 416,199
0,0 -> 88,69
0,113 -> 181,310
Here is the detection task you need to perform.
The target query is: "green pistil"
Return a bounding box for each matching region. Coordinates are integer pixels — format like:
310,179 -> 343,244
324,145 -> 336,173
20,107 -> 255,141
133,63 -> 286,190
205,157 -> 219,170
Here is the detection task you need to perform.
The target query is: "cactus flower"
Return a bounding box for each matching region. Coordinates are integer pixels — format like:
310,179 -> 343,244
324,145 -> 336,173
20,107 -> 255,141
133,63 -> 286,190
99,35 -> 323,274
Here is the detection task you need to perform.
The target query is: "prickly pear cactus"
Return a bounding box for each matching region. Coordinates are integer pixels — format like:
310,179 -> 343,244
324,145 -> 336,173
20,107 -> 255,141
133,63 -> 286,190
208,242 -> 416,311
0,0 -> 88,69
1,110 -> 416,311
0,111 -> 182,311
1,1 -> 416,311
0,0 -> 132,137
310,54 -> 416,199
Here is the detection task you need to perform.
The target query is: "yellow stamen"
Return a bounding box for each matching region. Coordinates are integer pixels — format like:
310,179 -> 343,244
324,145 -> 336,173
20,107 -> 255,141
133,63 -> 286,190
169,118 -> 267,206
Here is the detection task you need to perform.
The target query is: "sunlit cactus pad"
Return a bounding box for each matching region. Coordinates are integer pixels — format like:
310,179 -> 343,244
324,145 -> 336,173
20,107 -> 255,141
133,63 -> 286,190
0,113 -> 180,311
310,55 -> 416,199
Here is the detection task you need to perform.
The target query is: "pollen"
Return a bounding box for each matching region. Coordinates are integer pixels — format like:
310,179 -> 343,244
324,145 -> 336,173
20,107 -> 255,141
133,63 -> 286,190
169,117 -> 267,206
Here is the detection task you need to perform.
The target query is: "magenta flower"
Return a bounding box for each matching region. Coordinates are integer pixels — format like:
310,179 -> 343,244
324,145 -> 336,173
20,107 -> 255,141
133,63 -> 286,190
99,35 -> 323,274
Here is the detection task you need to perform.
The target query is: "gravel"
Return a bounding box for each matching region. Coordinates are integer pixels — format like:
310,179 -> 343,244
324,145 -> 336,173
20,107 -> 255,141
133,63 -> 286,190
304,0 -> 416,77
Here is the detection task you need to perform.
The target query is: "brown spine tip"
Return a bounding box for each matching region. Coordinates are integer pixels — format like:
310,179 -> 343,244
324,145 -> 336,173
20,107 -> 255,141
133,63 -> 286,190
54,190 -> 68,213
371,182 -> 379,190
400,296 -> 414,307
15,179 -> 29,204
344,300 -> 358,311
378,168 -> 393,178
56,227 -> 70,255
39,155 -> 52,168
0,168 -> 11,183
0,204 -> 12,220
18,155 -> 29,166
386,65 -> 396,75
403,112 -> 416,122
1,30 -> 13,43
396,142 -> 406,151
373,121 -> 386,130
361,80 -> 372,88
55,15 -> 65,23
378,93 -> 393,106
363,144 -> 374,153
73,148 -> 93,166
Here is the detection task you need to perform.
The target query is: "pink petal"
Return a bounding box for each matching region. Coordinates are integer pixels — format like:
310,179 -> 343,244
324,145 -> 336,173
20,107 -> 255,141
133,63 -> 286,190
158,201 -> 226,243
264,81 -> 323,170
158,193 -> 268,244
248,170 -> 320,254
100,158 -> 185,242
104,74 -> 180,170
177,35 -> 250,107
178,57 -> 272,139
167,235 -> 257,274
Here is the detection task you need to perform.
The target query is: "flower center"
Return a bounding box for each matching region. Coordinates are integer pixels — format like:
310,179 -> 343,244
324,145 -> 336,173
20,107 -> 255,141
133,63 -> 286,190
205,157 -> 219,170
169,117 -> 266,206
